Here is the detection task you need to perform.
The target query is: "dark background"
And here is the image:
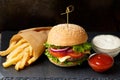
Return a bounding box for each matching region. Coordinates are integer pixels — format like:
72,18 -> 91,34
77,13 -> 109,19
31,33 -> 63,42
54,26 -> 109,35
0,0 -> 120,32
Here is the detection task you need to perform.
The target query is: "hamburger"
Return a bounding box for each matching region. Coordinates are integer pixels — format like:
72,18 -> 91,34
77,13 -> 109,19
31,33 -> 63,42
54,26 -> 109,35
44,24 -> 91,67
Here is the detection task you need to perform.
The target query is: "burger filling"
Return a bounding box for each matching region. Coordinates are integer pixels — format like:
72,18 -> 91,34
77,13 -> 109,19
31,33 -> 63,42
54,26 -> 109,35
44,42 -> 91,65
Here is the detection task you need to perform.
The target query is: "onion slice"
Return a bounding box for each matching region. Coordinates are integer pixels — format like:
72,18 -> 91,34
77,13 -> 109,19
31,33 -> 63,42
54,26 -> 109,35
50,47 -> 69,52
67,49 -> 73,53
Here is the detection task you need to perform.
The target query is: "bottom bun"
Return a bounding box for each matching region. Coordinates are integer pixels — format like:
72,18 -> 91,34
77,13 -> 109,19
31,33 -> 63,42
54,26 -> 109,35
48,58 -> 78,67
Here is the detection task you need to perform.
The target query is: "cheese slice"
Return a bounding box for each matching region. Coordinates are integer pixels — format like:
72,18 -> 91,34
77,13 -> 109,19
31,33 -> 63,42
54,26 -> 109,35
58,56 -> 71,62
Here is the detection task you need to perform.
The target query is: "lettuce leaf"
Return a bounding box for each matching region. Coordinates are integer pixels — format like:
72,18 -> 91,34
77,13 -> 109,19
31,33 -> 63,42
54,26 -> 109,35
73,42 -> 92,53
45,49 -> 60,63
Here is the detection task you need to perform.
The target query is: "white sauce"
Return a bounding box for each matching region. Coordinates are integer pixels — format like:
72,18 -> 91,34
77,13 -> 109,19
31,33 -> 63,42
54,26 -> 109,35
92,35 -> 120,49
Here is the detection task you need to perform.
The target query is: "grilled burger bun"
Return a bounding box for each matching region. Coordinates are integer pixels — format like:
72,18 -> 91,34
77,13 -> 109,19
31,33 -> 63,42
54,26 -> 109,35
45,23 -> 91,67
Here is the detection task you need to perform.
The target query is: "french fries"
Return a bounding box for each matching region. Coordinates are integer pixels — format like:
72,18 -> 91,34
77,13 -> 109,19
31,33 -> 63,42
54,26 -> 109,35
0,38 -> 33,70
0,27 -> 51,71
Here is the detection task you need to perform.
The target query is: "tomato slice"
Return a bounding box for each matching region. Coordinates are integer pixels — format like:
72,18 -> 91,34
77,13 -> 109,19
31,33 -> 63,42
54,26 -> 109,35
68,52 -> 84,58
49,49 -> 67,57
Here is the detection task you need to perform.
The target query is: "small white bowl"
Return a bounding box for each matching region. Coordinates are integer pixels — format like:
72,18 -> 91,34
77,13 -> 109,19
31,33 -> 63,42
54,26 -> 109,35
92,34 -> 120,57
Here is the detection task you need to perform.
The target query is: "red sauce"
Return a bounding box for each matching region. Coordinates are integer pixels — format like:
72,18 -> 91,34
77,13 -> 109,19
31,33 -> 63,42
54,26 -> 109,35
88,53 -> 114,72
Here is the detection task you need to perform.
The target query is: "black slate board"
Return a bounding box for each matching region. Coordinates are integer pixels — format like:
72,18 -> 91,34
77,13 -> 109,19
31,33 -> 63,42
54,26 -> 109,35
0,31 -> 120,80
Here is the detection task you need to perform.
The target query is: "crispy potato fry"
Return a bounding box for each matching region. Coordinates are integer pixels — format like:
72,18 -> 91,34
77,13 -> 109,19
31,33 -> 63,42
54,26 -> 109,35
0,38 -> 27,56
2,42 -> 33,70
19,52 -> 29,69
15,61 -> 21,71
28,57 -> 36,65
7,43 -> 29,60
29,46 -> 33,57
3,51 -> 23,67
0,41 -> 16,56
2,38 -> 33,70
14,47 -> 30,70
